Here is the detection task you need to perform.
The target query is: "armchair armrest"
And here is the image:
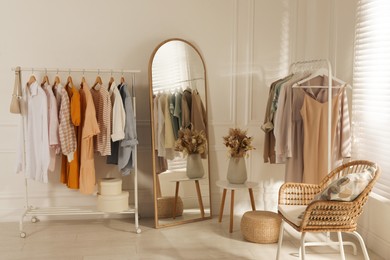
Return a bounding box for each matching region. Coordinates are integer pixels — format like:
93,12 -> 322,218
278,182 -> 321,206
300,199 -> 358,232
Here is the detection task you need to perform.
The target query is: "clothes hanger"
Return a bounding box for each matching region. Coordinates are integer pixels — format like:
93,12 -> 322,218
27,69 -> 36,87
65,71 -> 74,89
52,69 -> 61,88
93,70 -> 103,89
27,75 -> 36,87
108,70 -> 115,90
40,69 -> 50,87
93,76 -> 102,89
120,71 -> 125,84
293,67 -> 350,89
80,70 -> 87,88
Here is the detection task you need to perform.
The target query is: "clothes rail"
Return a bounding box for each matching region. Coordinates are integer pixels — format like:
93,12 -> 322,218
152,77 -> 204,90
11,67 -> 141,74
15,66 -> 141,238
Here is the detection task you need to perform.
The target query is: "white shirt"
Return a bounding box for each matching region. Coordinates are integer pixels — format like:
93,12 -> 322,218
16,81 -> 50,183
109,81 -> 125,142
43,83 -> 60,171
16,83 -> 28,176
157,93 -> 166,157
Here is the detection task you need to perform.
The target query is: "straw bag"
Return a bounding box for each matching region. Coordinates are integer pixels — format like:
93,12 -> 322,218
10,66 -> 22,114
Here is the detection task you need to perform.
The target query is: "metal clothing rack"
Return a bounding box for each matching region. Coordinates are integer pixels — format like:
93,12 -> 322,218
289,59 -> 333,172
152,77 -> 204,93
288,59 -> 357,255
12,66 -> 142,237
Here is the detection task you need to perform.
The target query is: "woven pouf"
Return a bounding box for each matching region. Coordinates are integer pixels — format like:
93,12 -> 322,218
157,196 -> 184,218
240,211 -> 281,243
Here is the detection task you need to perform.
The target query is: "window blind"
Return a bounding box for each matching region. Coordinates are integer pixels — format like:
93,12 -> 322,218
352,0 -> 390,199
152,41 -> 189,92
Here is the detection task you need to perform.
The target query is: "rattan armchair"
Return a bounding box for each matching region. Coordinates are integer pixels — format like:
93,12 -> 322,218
276,160 -> 380,260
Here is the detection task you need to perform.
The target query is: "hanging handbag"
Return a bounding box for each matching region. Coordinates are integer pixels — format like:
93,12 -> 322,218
9,66 -> 22,114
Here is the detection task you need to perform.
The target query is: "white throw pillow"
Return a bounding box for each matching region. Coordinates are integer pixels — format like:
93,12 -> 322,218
314,166 -> 376,202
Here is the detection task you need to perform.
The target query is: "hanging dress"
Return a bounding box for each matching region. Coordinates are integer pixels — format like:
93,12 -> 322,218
79,82 -> 100,194
300,87 -> 342,184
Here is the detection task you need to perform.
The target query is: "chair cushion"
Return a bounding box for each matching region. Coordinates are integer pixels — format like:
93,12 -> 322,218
315,166 -> 376,202
278,205 -> 307,227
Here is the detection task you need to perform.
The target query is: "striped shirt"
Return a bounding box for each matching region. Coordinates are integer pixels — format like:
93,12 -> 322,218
91,84 -> 112,156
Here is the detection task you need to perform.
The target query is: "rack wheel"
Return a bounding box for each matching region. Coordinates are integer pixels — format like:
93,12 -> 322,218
31,217 -> 38,223
20,232 -> 26,238
136,228 -> 141,234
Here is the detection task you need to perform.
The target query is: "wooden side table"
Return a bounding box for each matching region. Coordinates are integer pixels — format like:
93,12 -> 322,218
216,180 -> 259,233
171,177 -> 206,219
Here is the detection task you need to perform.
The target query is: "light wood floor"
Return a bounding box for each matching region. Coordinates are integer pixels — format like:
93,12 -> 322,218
0,216 -> 384,259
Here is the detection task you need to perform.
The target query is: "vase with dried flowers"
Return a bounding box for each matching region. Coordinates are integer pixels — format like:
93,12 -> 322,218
223,128 -> 255,184
175,128 -> 207,179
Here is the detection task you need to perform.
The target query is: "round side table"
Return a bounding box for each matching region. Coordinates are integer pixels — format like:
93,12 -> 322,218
216,180 -> 259,233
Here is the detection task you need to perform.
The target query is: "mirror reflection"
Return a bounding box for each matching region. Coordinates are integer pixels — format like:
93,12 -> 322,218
149,39 -> 211,228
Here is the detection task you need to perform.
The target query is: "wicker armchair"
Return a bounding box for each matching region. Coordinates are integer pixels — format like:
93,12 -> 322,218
276,160 -> 380,260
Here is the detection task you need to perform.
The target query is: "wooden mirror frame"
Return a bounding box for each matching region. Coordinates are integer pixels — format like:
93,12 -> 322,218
148,38 -> 212,228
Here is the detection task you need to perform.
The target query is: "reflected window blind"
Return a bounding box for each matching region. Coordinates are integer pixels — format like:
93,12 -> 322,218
352,0 -> 390,199
152,41 -> 189,92
167,156 -> 187,171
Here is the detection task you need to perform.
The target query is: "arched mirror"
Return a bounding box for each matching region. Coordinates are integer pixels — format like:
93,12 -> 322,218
148,38 -> 211,228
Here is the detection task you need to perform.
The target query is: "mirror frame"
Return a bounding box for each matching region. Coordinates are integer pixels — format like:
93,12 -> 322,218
148,38 -> 212,228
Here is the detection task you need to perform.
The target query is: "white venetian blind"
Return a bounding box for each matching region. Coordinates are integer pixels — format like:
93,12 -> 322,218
352,0 -> 390,199
152,41 -> 189,93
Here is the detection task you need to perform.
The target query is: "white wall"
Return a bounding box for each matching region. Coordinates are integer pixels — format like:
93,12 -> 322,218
0,0 -> 241,220
0,0 -> 299,221
3,3 -> 387,258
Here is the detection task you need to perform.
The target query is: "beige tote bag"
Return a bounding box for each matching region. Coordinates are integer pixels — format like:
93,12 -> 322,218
10,66 -> 22,114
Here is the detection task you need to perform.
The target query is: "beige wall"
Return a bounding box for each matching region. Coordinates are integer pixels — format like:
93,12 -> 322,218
0,0 -> 300,220
4,2 -> 388,258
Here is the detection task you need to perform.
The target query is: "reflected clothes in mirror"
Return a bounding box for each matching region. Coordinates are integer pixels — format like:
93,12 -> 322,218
174,92 -> 182,132
169,93 -> 179,139
153,88 -> 207,160
182,88 -> 192,129
154,150 -> 168,175
191,89 -> 207,135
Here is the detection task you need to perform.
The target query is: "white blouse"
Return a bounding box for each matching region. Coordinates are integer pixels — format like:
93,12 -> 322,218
109,82 -> 125,142
16,81 -> 50,183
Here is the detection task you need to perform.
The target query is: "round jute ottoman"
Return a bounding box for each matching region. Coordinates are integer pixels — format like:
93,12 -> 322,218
240,211 -> 281,243
157,196 -> 184,218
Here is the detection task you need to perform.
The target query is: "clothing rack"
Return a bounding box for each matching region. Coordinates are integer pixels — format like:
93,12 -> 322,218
152,77 -> 204,93
289,59 -> 333,172
13,67 -> 141,237
12,67 -> 141,74
288,59 -> 356,253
